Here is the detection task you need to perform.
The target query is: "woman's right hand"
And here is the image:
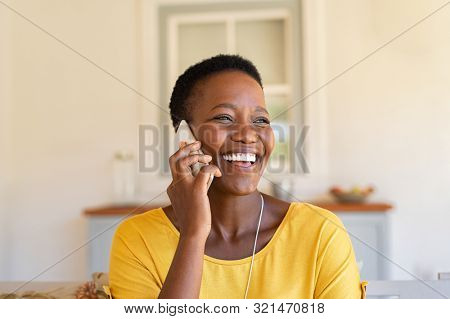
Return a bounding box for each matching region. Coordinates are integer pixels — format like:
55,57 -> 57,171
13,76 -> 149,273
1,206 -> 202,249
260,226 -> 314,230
166,140 -> 222,241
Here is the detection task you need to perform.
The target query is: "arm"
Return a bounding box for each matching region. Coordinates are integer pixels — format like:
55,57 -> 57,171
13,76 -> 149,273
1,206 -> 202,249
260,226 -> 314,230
158,235 -> 206,299
159,140 -> 221,298
110,141 -> 221,299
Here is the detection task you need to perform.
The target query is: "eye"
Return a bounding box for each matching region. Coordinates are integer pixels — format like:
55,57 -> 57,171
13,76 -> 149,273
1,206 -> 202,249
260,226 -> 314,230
214,114 -> 233,122
254,117 -> 270,126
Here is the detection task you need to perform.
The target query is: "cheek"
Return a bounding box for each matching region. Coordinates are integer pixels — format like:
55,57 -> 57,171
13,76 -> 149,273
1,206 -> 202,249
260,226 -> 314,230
262,128 -> 275,158
196,125 -> 226,153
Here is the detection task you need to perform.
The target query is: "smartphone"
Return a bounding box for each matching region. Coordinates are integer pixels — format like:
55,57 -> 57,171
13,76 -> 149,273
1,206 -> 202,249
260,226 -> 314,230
175,120 -> 214,189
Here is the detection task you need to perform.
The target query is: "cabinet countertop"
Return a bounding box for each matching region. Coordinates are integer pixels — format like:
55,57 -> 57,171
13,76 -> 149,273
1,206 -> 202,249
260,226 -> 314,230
84,202 -> 392,216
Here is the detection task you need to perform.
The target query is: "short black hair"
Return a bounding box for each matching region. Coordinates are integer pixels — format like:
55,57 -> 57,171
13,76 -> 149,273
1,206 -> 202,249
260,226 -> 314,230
169,54 -> 263,129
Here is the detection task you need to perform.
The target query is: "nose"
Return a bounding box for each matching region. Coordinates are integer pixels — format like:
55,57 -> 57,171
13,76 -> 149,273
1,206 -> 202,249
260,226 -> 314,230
230,124 -> 258,144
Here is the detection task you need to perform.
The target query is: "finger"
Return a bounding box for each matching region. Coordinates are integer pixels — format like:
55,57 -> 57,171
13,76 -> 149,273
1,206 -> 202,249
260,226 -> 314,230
178,140 -> 187,148
213,166 -> 222,177
171,141 -> 201,164
194,164 -> 222,189
169,141 -> 202,178
177,154 -> 212,171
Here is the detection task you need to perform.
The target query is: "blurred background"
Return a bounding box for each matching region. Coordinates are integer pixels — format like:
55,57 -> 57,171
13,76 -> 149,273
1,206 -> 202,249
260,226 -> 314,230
0,0 -> 449,293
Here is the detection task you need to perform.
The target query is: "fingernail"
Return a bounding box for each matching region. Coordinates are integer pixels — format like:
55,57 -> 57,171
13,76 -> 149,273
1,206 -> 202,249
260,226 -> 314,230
204,155 -> 212,160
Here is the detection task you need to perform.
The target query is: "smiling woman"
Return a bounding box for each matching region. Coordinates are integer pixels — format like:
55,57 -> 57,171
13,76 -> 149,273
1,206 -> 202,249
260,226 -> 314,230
108,55 -> 365,299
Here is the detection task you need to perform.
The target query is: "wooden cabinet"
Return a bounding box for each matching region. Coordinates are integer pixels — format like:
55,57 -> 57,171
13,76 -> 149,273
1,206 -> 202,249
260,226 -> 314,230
84,204 -> 162,276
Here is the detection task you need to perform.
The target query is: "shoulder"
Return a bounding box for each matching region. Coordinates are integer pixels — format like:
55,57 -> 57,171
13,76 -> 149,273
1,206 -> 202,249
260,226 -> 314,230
286,202 -> 348,240
114,207 -> 167,239
287,202 -> 343,226
293,202 -> 344,226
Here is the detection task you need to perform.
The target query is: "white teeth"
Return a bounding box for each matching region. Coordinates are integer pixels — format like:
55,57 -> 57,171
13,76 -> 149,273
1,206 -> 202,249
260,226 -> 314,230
222,153 -> 257,162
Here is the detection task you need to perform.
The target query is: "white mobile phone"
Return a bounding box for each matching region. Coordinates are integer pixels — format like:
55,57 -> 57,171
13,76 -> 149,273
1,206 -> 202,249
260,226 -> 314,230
176,120 -> 214,189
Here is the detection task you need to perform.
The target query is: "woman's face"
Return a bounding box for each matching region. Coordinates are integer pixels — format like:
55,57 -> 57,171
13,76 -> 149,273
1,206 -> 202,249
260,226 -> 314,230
188,70 -> 274,195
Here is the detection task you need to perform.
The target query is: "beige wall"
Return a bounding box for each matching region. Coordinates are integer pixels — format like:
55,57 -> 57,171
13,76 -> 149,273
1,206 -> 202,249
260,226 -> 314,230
1,0 -> 150,280
324,0 -> 450,279
0,6 -> 13,279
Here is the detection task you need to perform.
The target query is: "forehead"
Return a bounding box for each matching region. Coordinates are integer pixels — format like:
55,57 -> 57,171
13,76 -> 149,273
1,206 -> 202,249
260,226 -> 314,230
190,70 -> 265,112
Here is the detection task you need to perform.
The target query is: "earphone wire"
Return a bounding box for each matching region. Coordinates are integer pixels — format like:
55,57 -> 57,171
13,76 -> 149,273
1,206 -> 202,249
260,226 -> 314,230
244,193 -> 264,299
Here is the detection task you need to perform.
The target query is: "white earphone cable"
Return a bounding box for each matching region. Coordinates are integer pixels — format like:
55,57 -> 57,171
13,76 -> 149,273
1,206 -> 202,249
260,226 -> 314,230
244,193 -> 264,299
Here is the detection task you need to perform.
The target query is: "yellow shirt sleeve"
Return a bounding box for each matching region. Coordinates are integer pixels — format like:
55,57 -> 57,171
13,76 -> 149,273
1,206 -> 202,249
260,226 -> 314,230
108,220 -> 161,299
312,209 -> 363,299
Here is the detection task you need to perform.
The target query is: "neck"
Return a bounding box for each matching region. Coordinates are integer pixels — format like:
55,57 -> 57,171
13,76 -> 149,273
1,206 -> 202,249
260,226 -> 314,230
207,187 -> 262,240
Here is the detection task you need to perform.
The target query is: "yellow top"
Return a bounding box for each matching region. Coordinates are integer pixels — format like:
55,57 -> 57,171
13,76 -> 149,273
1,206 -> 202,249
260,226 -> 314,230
108,202 -> 367,299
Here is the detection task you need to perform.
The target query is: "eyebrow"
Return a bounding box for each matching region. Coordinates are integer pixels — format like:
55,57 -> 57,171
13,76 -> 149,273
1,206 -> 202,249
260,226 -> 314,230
210,103 -> 269,115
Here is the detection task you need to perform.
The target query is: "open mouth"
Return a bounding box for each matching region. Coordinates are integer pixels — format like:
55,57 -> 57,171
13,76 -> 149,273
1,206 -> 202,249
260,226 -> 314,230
221,152 -> 259,168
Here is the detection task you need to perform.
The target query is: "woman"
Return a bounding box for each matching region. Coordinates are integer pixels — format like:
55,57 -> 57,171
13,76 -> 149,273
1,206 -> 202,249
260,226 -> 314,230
109,54 -> 365,299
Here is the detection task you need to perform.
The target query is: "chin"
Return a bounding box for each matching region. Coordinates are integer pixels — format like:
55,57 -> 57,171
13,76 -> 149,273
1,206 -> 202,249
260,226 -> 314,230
211,176 -> 260,196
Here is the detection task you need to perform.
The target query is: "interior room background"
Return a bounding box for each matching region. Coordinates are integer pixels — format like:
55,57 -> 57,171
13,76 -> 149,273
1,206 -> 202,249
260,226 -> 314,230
0,0 -> 449,283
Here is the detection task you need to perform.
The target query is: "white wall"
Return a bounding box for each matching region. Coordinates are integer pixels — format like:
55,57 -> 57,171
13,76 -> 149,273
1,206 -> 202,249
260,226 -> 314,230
323,0 -> 450,279
0,0 -> 163,281
0,7 -> 13,280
